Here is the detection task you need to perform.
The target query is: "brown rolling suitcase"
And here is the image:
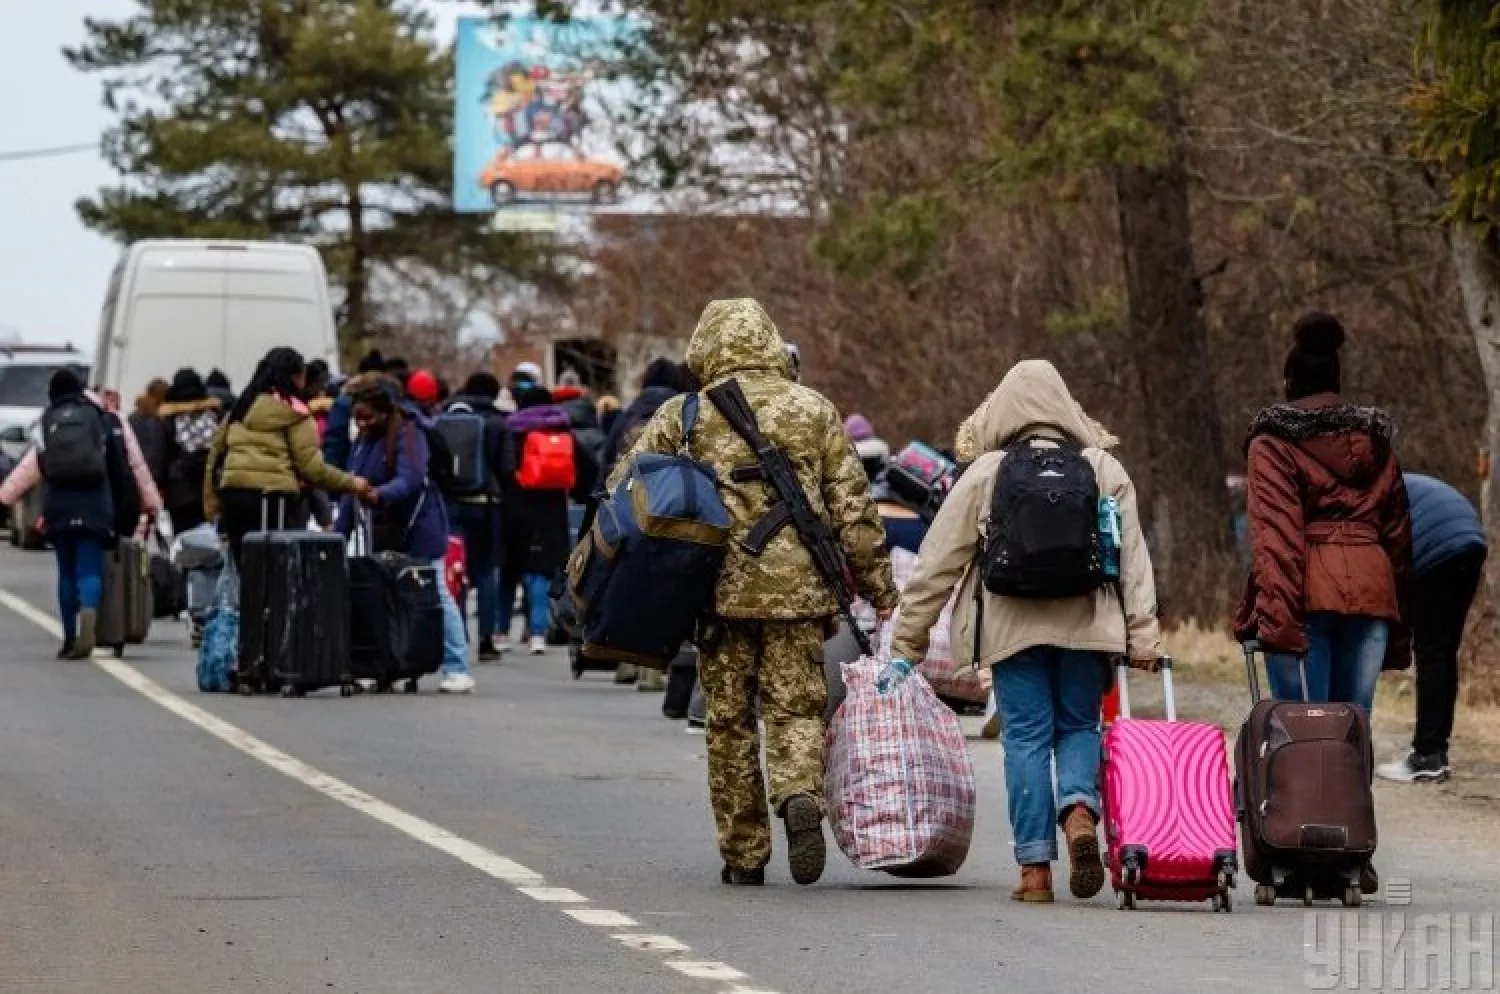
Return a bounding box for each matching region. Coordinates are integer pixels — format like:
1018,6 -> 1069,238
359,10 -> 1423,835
1235,642 -> 1376,908
98,536 -> 153,656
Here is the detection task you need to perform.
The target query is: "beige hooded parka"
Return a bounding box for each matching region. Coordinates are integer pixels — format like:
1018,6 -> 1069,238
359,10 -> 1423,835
892,360 -> 1161,667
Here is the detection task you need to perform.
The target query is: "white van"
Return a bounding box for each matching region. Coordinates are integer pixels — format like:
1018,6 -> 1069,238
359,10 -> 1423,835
93,240 -> 340,403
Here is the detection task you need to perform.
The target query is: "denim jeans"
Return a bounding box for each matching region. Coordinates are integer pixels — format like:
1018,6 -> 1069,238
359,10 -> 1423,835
1266,612 -> 1388,714
430,558 -> 470,676
992,646 -> 1110,866
450,501 -> 502,643
54,532 -> 104,642
522,572 -> 551,640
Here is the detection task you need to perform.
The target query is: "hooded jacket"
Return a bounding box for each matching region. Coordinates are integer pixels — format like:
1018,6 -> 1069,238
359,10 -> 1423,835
1234,393 -> 1413,659
601,384 -> 679,479
204,394 -> 358,519
609,298 -> 896,619
339,416 -> 450,561
893,360 -> 1161,666
158,396 -> 222,512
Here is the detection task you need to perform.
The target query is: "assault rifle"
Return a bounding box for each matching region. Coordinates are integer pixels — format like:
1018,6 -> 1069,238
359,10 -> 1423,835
706,378 -> 875,657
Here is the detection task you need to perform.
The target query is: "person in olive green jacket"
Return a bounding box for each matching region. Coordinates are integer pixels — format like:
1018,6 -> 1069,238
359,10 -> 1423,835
204,347 -> 370,563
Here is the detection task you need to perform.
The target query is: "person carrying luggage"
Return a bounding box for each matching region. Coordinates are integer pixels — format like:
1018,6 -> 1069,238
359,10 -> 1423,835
1376,473 -> 1486,784
204,347 -> 370,565
0,369 -> 134,658
503,386 -> 594,655
609,298 -> 896,887
340,379 -> 476,695
1234,313 -> 1413,717
442,372 -> 517,662
158,368 -> 222,533
885,359 -> 1162,904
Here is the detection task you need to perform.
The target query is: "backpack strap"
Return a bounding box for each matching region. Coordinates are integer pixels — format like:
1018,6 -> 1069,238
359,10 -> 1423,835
678,393 -> 701,455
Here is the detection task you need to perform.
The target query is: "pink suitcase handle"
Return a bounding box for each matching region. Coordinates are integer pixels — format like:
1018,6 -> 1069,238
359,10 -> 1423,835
1114,656 -> 1176,722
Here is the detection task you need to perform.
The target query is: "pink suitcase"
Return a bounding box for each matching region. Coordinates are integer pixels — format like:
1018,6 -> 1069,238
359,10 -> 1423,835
1101,658 -> 1239,911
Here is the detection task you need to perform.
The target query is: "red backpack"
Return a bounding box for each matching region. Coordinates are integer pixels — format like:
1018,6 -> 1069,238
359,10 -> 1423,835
517,429 -> 577,490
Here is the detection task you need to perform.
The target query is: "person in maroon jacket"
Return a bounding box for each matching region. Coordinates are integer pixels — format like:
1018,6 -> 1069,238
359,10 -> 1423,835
1235,312 -> 1414,719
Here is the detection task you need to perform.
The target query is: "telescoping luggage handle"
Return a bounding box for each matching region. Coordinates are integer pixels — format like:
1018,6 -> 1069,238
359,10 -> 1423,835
1114,656 -> 1176,722
1241,640 -> 1309,704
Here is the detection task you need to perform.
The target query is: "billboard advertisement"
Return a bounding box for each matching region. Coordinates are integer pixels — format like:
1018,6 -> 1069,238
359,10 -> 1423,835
453,16 -> 632,216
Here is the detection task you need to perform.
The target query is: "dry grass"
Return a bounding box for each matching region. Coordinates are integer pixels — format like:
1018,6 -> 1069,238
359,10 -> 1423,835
1162,622 -> 1500,749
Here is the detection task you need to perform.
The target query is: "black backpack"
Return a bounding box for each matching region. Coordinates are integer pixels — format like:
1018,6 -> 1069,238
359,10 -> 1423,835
421,424 -> 460,500
40,399 -> 108,487
979,438 -> 1104,599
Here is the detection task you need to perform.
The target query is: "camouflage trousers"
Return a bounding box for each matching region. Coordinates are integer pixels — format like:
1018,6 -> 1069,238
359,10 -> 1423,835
700,619 -> 828,870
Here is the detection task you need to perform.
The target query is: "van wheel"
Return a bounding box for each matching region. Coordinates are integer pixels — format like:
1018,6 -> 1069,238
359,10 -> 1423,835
592,180 -> 619,204
490,181 -> 517,207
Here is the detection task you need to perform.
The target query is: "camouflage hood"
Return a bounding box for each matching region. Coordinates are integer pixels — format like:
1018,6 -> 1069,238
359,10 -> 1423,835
686,299 -> 791,386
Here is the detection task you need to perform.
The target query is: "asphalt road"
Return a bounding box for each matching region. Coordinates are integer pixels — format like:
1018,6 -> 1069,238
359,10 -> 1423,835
0,543 -> 1494,994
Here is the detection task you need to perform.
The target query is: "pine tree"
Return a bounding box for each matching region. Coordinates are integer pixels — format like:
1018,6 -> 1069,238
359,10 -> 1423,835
68,0 -> 543,354
528,0 -> 1232,611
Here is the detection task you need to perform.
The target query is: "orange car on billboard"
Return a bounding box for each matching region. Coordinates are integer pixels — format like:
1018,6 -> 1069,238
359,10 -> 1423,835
479,142 -> 624,207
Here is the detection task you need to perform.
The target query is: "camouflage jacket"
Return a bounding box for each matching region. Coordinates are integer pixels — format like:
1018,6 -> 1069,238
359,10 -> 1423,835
610,299 -> 897,620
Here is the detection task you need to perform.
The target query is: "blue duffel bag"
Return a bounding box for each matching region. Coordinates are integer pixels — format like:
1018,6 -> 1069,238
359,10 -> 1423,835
568,395 -> 731,669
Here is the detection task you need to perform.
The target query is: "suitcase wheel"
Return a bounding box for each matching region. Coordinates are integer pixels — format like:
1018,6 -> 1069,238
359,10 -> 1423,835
1212,889 -> 1233,913
404,679 -> 419,695
237,682 -> 255,697
1341,885 -> 1362,908
1254,884 -> 1276,906
280,684 -> 307,699
1116,890 -> 1136,911
339,682 -> 354,698
1303,885 -> 1315,907
113,644 -> 125,659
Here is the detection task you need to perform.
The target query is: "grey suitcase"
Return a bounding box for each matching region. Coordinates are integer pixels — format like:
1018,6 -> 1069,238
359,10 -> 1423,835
98,537 -> 153,655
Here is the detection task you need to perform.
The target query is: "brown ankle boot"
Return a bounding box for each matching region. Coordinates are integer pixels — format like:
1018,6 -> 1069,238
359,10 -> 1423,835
1063,804 -> 1105,899
1010,863 -> 1054,903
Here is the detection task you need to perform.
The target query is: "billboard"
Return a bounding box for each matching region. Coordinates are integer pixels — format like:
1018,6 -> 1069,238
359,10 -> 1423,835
453,16 -> 631,216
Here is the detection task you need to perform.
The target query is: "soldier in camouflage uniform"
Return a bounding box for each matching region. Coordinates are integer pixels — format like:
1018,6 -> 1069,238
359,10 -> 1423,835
611,298 -> 897,886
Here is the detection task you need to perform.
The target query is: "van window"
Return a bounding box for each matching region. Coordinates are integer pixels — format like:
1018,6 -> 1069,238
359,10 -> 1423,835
0,364 -> 91,408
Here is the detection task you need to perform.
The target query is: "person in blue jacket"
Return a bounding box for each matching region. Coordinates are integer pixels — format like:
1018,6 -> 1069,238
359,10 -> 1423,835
340,378 -> 475,695
323,350 -> 387,471
1377,473 -> 1488,784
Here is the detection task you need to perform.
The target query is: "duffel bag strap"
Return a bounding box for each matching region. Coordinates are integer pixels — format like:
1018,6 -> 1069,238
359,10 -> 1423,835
679,394 -> 701,456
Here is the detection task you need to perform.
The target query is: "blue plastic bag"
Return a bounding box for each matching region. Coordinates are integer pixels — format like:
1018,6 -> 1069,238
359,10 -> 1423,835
196,555 -> 240,693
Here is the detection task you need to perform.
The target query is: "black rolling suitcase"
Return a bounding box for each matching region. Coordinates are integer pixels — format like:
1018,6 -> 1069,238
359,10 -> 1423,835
349,520 -> 445,694
238,502 -> 352,697
99,536 -> 153,656
1235,642 -> 1377,908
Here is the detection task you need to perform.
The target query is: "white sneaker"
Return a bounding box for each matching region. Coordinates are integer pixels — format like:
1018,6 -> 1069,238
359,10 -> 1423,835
1376,751 -> 1450,784
529,635 -> 546,655
980,697 -> 1001,741
438,673 -> 477,695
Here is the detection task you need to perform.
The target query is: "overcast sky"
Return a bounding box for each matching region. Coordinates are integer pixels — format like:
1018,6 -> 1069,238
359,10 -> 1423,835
0,1 -> 485,350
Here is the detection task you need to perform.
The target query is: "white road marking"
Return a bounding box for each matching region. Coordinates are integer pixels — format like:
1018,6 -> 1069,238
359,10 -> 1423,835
565,908 -> 640,927
670,962 -> 747,981
613,934 -> 691,953
518,886 -> 590,903
0,588 -> 782,994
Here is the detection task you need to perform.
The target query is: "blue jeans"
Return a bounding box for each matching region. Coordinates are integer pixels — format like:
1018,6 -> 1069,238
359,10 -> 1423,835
1266,613 -> 1388,714
523,573 -> 551,640
54,533 -> 104,642
450,501 -> 502,643
430,558 -> 470,676
992,647 -> 1110,865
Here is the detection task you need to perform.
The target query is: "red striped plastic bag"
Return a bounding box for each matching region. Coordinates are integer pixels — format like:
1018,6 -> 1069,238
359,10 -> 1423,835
826,655 -> 977,877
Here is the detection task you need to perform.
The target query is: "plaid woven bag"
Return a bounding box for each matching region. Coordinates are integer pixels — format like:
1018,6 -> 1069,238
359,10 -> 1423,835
826,656 -> 977,876
874,549 -> 989,706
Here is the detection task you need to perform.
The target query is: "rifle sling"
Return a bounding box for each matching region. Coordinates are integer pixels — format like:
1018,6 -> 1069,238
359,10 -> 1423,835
741,502 -> 793,555
706,379 -> 813,562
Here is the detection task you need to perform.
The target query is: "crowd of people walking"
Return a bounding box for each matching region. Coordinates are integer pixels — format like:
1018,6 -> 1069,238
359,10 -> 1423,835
0,298 -> 1484,899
